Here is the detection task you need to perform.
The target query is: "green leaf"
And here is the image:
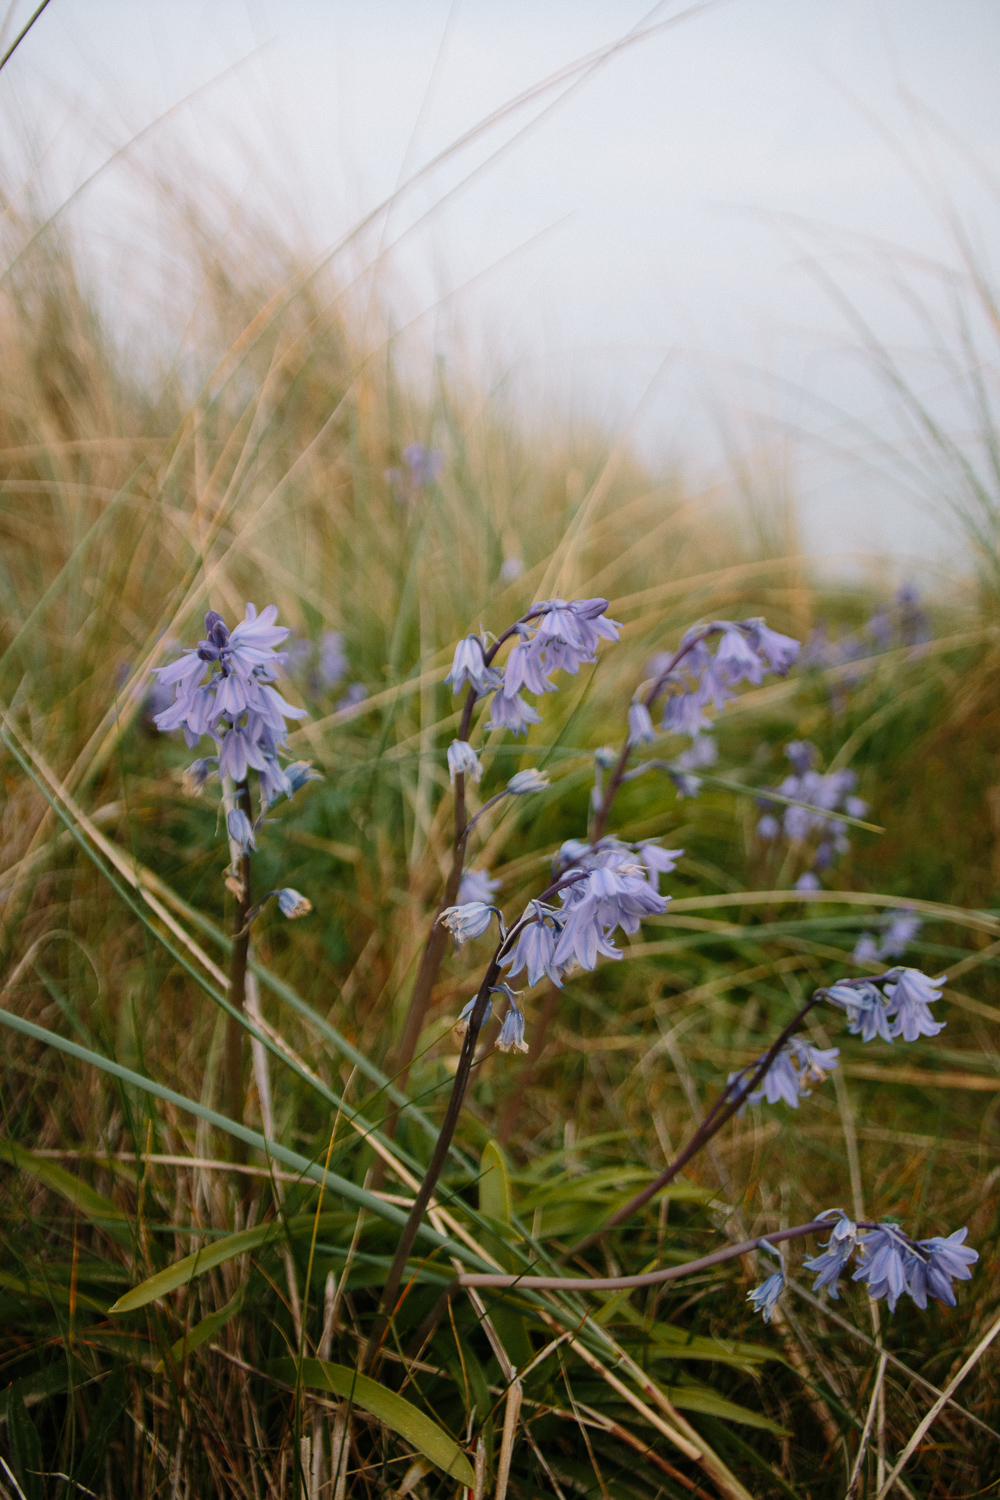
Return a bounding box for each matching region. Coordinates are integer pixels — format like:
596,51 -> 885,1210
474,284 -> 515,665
110,1225 -> 277,1313
0,1268 -> 105,1313
111,1212 -> 386,1314
664,1379 -> 790,1434
0,1006 -> 483,1273
154,1287 -> 245,1373
479,1141 -> 512,1232
646,1320 -> 781,1368
274,1359 -> 475,1485
0,1140 -> 131,1246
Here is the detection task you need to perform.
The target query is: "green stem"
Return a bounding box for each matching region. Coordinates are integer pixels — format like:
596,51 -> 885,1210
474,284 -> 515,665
226,777 -> 252,1166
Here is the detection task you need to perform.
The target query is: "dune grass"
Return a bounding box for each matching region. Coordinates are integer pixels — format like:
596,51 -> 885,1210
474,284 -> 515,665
0,172 -> 998,1500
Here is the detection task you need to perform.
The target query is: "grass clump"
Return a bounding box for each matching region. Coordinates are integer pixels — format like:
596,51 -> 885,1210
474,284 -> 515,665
0,177 -> 998,1500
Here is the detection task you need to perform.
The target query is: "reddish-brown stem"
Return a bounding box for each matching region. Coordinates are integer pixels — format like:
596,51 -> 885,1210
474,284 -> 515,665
459,1218 -> 831,1291
588,993 -> 822,1238
363,944 -> 504,1371
389,610 -> 550,1098
226,777 -> 252,1167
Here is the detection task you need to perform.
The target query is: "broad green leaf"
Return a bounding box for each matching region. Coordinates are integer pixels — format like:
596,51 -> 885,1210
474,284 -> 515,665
274,1359 -> 475,1485
646,1320 -> 780,1368
0,1140 -> 131,1246
110,1226 -> 278,1313
111,1212 -> 387,1313
154,1287 -> 244,1373
664,1379 -> 790,1434
479,1141 -> 512,1231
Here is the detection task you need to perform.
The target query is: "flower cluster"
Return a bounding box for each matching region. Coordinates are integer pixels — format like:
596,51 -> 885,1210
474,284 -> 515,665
802,1213 -> 978,1312
755,741 -> 867,890
503,841 -> 678,988
747,1211 -> 978,1323
153,605 -> 316,806
445,598 -> 621,737
731,1039 -> 841,1110
646,619 -> 800,741
825,969 -> 945,1043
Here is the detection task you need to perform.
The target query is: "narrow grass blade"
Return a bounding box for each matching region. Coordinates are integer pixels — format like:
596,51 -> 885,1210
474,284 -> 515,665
273,1358 -> 476,1485
0,1006 -> 486,1269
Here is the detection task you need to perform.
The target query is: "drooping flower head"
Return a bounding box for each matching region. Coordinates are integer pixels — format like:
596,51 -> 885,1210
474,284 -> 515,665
154,605 -> 315,812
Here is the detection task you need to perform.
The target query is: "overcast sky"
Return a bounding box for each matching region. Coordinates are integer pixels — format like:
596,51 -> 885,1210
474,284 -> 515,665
4,0 -> 999,578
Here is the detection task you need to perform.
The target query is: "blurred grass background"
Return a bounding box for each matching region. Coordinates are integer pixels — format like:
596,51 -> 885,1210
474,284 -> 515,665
1,158 -> 999,1500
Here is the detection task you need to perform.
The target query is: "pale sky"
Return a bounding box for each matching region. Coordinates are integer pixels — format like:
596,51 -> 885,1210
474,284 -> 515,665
4,0 -> 999,578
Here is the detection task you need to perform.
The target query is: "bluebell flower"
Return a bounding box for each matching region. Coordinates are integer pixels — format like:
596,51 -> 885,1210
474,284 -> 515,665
445,636 -> 501,697
747,1270 -> 784,1322
507,769 -> 549,794
553,838 -> 592,875
743,619 -> 801,675
795,871 -> 821,892
456,995 -> 492,1035
551,897 -> 625,972
258,758 -> 291,807
457,868 -> 501,905
740,1047 -> 802,1109
661,690 -> 713,737
826,980 -> 895,1043
402,443 -> 444,486
276,888 -> 312,919
789,1039 -> 840,1091
884,967 -> 946,1041
803,1213 -> 859,1299
496,1003 -> 529,1054
852,1223 -> 912,1312
675,734 -> 716,771
284,761 -> 323,796
227,808 -> 256,854
532,597 -> 620,676
905,1228 -> 978,1309
784,741 -> 816,774
852,932 -> 881,964
503,640 -> 556,697
627,702 -> 656,745
486,688 -> 542,736
714,625 -> 767,686
500,904 -> 564,988
756,814 -> 781,841
878,910 -> 922,959
439,902 -> 498,944
153,606 -> 306,771
181,758 -> 217,796
737,1039 -> 840,1113
636,842 -> 683,890
319,631 -> 348,689
218,724 -> 270,782
447,740 -> 483,784
500,556 -> 524,582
